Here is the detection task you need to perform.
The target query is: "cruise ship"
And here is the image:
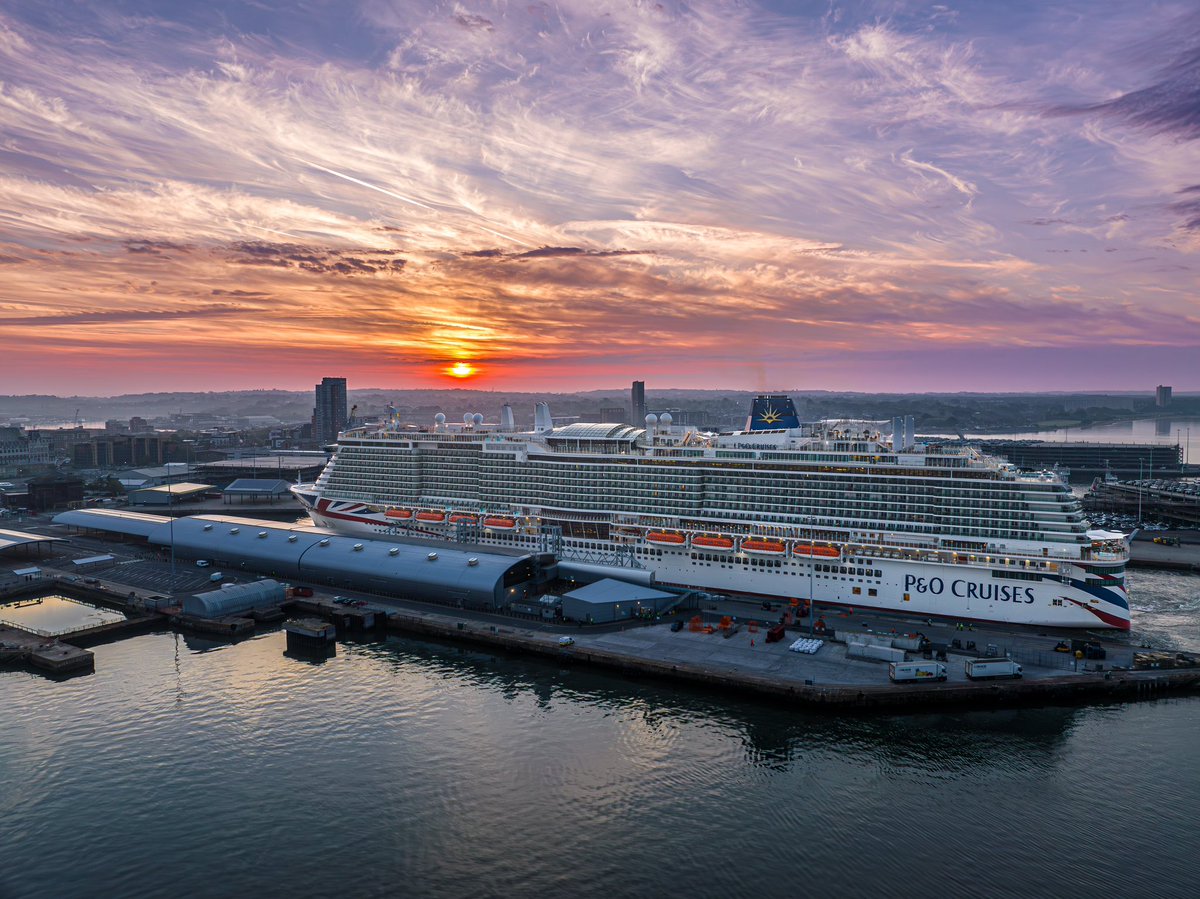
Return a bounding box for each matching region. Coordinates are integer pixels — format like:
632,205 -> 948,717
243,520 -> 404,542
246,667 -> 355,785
293,396 -> 1131,629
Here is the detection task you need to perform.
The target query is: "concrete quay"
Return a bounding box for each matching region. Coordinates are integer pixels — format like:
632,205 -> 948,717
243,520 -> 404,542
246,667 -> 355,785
0,623 -> 95,675
1128,536 -> 1200,573
290,597 -> 1200,712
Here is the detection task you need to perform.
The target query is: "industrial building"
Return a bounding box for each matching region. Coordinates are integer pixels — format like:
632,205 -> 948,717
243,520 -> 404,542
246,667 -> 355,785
128,482 -> 212,506
220,479 -> 295,504
975,441 -> 1181,482
182,580 -> 287,619
52,510 -> 549,610
196,455 -> 327,484
560,578 -> 680,624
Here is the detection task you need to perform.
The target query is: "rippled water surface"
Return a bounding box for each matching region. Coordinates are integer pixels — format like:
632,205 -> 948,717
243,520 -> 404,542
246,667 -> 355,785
2,624 -> 1198,899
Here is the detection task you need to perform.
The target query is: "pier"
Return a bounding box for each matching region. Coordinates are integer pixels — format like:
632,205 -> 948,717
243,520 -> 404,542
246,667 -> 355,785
289,596 -> 1200,712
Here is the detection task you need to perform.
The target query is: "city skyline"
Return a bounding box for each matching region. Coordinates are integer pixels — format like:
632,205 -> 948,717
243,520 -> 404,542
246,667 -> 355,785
2,1 -> 1200,393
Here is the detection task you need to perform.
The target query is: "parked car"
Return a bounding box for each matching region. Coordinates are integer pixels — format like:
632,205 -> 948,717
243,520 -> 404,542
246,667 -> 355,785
195,560 -> 210,568
670,620 -> 685,632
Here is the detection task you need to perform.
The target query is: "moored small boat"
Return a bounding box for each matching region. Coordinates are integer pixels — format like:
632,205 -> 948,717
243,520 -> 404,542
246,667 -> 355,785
449,513 -> 478,524
646,531 -> 686,545
384,509 -> 412,520
416,511 -> 446,522
482,517 -> 517,530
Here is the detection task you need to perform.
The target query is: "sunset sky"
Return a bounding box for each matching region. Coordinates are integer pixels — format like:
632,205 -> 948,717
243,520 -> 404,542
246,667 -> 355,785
2,1 -> 1198,394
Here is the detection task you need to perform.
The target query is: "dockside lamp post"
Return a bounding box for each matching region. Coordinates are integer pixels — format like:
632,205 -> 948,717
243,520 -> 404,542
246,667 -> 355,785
1137,458 -> 1143,525
809,535 -> 815,635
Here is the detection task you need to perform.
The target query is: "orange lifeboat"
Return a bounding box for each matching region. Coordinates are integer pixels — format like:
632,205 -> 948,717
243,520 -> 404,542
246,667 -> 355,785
449,513 -> 478,525
416,511 -> 446,523
646,531 -> 686,545
692,535 -> 734,551
385,509 -> 412,520
792,544 -> 840,558
741,538 -> 786,555
483,517 -> 517,530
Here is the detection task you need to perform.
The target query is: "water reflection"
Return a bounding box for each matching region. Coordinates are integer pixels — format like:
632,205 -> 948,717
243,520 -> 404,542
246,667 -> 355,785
344,632 -> 1086,770
0,594 -> 125,636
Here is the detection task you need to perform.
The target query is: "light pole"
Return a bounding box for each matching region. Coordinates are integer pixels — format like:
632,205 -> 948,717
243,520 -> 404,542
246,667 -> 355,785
1137,458 -> 1143,525
168,467 -> 175,577
808,532 -> 815,635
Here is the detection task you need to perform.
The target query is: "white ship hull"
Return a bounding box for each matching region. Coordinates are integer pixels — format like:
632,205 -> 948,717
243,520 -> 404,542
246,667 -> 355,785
297,494 -> 1130,630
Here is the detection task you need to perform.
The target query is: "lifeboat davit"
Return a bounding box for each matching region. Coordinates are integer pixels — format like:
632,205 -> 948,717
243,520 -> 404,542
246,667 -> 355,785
416,511 -> 446,523
449,514 -> 478,525
791,544 -> 840,558
385,509 -> 412,520
692,535 -> 734,551
483,517 -> 517,530
646,531 -> 686,545
741,538 -> 787,555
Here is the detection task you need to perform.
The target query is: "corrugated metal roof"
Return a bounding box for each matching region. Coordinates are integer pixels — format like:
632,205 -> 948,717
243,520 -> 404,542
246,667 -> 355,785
52,509 -> 171,537
223,479 -> 293,495
0,528 -> 61,551
133,482 -> 212,496
47,510 -> 539,609
156,515 -> 535,608
562,578 -> 676,604
182,580 -> 287,618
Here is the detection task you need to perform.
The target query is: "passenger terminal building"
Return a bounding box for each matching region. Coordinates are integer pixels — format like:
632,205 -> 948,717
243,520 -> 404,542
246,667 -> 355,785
54,509 -> 548,611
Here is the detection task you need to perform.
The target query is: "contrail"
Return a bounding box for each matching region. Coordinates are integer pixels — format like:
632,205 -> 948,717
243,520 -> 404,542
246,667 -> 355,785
478,224 -> 536,247
304,160 -> 435,211
303,158 -> 536,247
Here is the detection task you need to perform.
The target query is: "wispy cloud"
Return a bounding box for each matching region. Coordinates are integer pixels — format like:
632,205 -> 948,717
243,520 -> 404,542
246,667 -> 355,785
0,1 -> 1198,392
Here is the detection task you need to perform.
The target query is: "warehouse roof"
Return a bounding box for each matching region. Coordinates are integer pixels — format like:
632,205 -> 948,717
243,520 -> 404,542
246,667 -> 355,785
133,482 -> 212,496
0,528 -> 62,552
562,579 -> 676,605
52,508 -> 171,537
222,479 -> 293,496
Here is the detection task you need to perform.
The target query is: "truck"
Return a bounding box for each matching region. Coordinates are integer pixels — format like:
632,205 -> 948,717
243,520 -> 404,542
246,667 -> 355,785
965,657 -> 1023,680
889,661 -> 947,683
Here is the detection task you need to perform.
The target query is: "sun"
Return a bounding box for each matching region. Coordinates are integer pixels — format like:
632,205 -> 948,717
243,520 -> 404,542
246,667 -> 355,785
445,361 -> 477,379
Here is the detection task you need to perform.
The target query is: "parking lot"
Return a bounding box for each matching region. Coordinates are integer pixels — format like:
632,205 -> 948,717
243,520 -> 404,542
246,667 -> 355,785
98,560 -> 222,595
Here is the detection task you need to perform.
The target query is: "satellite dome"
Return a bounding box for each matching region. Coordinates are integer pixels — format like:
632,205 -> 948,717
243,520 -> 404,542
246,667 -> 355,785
434,412 -> 446,424
472,413 -> 484,426
645,413 -> 658,426
463,412 -> 473,424
660,412 -> 673,426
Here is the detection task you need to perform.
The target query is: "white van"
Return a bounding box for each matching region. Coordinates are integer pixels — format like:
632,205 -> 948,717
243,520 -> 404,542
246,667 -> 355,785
195,560 -> 210,568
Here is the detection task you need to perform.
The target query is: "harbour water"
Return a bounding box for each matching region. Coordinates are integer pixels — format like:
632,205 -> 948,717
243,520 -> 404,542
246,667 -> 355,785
3,574 -> 1199,899
0,595 -> 125,637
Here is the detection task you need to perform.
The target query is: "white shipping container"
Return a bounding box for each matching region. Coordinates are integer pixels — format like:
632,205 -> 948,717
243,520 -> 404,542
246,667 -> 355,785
889,661 -> 947,683
965,658 -> 1023,679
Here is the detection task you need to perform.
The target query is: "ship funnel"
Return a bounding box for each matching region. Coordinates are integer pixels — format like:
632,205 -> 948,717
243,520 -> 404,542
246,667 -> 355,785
746,395 -> 801,431
500,404 -> 515,431
534,402 -> 553,432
